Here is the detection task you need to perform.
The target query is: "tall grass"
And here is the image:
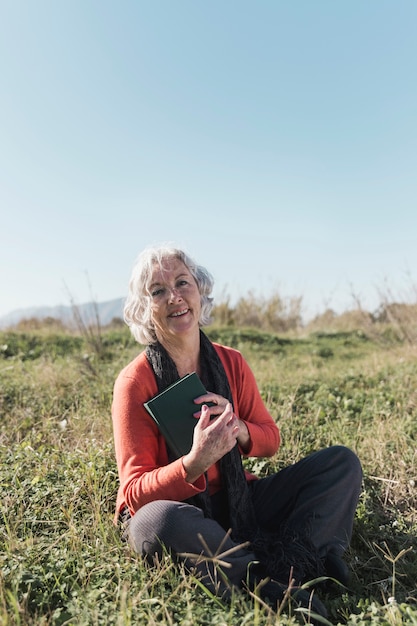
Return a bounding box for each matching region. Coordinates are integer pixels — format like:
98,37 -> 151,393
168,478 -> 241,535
1,316 -> 417,624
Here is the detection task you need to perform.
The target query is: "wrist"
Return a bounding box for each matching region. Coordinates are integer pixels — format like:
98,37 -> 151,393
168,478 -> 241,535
182,452 -> 205,484
237,419 -> 251,452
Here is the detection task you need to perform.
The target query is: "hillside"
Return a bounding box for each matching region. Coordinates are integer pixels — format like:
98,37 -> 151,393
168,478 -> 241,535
0,297 -> 125,329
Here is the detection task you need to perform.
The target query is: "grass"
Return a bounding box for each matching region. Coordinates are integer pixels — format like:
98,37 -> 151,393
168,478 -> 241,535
1,322 -> 417,624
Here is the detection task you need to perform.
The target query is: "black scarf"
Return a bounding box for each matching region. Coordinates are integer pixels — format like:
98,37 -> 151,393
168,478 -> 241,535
146,331 -> 324,583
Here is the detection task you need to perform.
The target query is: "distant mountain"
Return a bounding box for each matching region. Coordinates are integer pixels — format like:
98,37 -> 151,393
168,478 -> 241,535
0,298 -> 125,329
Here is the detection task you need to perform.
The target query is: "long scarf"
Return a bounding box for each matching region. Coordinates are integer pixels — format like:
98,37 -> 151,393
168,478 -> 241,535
146,331 -> 324,583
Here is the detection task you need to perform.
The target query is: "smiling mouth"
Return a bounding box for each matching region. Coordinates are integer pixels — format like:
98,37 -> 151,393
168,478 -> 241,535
170,308 -> 189,318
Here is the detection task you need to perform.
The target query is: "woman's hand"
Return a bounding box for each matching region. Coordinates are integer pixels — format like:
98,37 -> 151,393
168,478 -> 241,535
194,392 -> 251,454
182,403 -> 241,484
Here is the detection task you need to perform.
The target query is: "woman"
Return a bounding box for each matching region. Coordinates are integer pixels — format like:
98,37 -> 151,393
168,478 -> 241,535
112,244 -> 362,617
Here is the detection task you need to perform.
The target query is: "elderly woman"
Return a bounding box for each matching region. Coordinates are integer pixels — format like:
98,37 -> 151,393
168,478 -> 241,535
112,244 -> 362,617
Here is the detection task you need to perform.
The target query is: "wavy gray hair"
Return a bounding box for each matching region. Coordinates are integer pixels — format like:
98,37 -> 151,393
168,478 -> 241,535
124,244 -> 214,345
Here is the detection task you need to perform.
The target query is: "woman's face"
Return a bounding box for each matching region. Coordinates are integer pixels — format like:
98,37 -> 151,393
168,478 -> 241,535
148,257 -> 202,343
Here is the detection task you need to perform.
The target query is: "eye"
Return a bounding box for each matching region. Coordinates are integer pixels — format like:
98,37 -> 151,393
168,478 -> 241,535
151,287 -> 164,297
177,279 -> 189,288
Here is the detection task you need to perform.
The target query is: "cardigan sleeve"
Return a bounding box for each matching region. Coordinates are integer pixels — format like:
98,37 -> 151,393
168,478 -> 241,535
112,353 -> 206,516
215,344 -> 280,457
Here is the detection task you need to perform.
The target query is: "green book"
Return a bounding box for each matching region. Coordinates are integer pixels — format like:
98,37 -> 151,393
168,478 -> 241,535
144,372 -> 208,458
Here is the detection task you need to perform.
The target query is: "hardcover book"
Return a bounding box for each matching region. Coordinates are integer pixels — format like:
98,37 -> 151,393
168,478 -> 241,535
144,372 -> 208,458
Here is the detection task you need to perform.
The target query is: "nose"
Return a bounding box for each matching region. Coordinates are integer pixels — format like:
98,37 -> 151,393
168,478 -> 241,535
168,287 -> 183,303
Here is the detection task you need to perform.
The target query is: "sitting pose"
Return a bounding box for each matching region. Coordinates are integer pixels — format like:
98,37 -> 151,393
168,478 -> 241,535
112,244 -> 362,617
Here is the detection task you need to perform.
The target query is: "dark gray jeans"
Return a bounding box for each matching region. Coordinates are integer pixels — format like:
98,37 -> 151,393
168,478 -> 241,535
127,445 -> 362,596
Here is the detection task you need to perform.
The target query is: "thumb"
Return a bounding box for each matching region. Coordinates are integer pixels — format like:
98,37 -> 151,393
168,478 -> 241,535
196,404 -> 210,429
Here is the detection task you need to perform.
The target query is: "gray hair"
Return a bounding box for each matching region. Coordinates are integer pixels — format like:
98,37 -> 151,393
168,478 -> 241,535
124,244 -> 214,345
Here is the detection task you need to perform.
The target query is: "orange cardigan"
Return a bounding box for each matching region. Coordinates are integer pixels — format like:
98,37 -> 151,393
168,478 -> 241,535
112,342 -> 280,521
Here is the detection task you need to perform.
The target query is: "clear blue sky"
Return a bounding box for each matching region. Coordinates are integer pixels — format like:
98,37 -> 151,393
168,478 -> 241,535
1,1 -> 416,320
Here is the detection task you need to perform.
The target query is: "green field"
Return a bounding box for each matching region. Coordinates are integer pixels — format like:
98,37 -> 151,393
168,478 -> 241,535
1,322 -> 417,625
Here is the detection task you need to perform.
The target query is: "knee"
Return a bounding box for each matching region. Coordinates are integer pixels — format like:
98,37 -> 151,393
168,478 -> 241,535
127,500 -> 173,556
328,445 -> 363,488
127,500 -> 202,557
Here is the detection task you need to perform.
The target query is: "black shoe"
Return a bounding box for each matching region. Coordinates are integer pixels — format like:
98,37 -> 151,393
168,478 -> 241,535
246,563 -> 328,618
324,552 -> 350,587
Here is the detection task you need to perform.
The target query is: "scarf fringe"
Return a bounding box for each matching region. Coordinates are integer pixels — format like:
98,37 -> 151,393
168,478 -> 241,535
251,524 -> 325,584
